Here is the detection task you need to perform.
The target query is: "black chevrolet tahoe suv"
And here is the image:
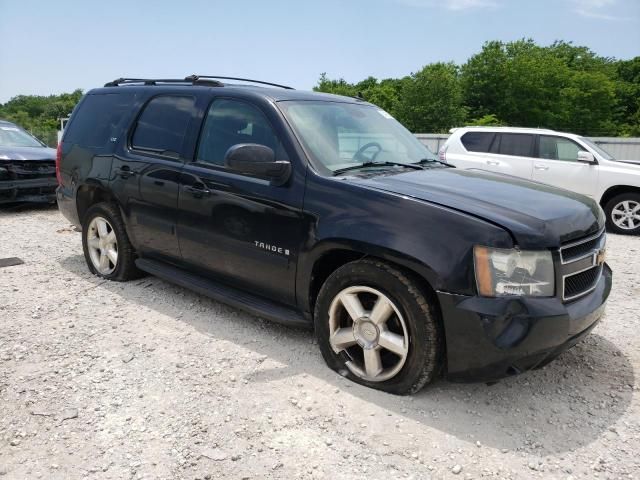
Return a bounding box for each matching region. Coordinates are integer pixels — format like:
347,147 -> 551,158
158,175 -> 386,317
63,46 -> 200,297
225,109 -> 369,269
57,76 -> 612,395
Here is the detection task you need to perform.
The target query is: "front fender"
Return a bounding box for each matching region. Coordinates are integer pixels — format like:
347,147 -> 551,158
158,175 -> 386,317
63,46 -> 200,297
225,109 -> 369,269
296,174 -> 514,312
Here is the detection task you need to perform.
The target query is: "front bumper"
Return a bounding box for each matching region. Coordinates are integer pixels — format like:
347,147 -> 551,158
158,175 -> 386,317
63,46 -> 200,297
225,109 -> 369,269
438,263 -> 612,382
0,177 -> 57,204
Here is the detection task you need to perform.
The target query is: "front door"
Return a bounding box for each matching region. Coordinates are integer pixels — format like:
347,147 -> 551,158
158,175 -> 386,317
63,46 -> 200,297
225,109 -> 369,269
532,135 -> 599,198
177,97 -> 305,306
110,94 -> 196,262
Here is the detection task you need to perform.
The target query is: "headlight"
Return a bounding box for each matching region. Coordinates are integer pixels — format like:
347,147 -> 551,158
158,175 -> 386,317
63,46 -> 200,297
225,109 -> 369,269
474,246 -> 555,297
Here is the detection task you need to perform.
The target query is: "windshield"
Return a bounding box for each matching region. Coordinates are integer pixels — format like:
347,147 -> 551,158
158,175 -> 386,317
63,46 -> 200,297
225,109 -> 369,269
279,101 -> 437,174
579,137 -> 615,161
0,124 -> 45,148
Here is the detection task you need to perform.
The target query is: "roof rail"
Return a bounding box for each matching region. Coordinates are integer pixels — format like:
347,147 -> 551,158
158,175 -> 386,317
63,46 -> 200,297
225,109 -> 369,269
104,77 -> 224,87
186,75 -> 294,90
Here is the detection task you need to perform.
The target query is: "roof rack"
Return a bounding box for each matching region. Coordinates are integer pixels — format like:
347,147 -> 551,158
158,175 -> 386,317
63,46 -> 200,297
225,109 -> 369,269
104,76 -> 294,90
186,75 -> 294,90
104,77 -> 223,87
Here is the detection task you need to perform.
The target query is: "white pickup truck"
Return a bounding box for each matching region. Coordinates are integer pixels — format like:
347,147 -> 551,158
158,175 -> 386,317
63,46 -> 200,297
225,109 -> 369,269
440,126 -> 640,234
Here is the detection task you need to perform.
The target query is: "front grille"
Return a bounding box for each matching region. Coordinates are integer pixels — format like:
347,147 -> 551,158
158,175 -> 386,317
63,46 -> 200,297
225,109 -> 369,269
560,230 -> 606,301
561,235 -> 601,262
1,160 -> 56,180
564,265 -> 602,300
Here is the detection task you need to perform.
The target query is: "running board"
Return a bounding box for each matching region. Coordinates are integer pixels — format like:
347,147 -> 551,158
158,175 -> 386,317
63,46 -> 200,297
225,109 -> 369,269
135,258 -> 310,328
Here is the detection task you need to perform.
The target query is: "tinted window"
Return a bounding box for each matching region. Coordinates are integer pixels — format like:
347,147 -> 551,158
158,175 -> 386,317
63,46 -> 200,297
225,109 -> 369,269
132,96 -> 194,155
539,136 -> 581,162
197,99 -> 287,166
498,134 -> 534,157
64,93 -> 135,148
460,132 -> 495,153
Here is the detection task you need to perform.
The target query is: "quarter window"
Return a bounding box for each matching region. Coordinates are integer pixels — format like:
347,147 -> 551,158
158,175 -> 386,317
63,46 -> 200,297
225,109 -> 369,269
131,95 -> 195,156
460,132 -> 496,153
497,134 -> 534,157
64,93 -> 135,149
539,136 -> 581,162
197,99 -> 287,166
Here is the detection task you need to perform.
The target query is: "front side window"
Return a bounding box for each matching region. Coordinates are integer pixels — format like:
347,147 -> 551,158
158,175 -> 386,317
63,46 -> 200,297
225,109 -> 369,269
498,134 -> 535,157
197,99 -> 287,166
131,95 -> 195,156
539,136 -> 582,162
279,101 -> 437,173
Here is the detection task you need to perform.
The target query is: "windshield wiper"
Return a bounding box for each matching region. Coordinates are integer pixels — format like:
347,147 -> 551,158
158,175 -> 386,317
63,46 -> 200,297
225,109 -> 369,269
414,158 -> 454,168
333,161 -> 423,176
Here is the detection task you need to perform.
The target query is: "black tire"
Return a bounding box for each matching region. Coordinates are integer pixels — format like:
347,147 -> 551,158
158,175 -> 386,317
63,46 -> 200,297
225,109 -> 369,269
604,193 -> 640,235
314,259 -> 443,395
81,202 -> 144,281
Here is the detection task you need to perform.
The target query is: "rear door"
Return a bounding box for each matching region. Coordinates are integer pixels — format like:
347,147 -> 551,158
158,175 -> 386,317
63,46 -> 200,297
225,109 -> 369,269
110,94 -> 197,262
532,135 -> 598,197
176,96 -> 305,306
486,133 -> 536,179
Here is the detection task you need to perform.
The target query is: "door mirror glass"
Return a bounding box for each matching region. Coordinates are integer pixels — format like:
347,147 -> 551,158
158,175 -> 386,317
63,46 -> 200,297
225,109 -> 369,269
577,151 -> 595,163
224,143 -> 291,186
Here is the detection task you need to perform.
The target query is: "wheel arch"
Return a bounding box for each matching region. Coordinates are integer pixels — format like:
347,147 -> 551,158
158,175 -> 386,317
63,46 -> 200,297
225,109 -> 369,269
76,182 -> 117,224
599,185 -> 640,207
302,239 -> 442,319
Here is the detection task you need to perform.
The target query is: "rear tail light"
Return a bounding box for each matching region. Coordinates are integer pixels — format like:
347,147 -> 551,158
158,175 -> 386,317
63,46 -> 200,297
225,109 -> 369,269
55,142 -> 62,185
438,145 -> 448,162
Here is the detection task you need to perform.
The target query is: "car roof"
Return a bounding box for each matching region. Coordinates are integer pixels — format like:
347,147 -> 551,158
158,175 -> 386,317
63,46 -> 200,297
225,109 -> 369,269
450,126 -> 582,138
87,83 -> 368,105
0,119 -> 17,126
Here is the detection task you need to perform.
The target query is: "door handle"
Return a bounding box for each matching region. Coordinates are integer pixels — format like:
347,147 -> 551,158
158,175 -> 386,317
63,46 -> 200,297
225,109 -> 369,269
486,160 -> 500,166
185,185 -> 211,198
115,166 -> 137,179
535,165 -> 549,171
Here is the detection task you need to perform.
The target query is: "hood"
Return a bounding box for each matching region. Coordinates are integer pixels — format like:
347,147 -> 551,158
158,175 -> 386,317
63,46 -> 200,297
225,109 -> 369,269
348,168 -> 603,248
0,146 -> 56,161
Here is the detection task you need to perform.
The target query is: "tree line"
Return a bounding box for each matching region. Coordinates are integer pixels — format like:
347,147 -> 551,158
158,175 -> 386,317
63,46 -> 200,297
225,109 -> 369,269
0,90 -> 83,147
315,40 -> 640,137
0,40 -> 638,147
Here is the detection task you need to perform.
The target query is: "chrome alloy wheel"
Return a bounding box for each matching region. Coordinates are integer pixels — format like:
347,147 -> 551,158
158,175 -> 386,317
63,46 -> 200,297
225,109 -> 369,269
328,286 -> 409,382
611,200 -> 640,230
87,216 -> 118,275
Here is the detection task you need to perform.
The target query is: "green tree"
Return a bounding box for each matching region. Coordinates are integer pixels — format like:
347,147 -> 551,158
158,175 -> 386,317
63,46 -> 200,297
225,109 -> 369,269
395,63 -> 467,132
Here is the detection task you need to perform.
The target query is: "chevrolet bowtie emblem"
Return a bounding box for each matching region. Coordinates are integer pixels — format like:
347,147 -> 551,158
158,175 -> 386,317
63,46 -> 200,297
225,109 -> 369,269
594,248 -> 606,266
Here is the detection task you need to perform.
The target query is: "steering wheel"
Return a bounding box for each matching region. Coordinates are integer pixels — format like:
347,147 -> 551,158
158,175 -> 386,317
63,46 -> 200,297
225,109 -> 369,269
353,142 -> 383,162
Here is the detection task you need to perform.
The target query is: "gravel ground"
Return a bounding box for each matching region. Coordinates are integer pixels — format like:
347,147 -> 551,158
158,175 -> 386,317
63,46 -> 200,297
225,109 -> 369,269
0,205 -> 639,480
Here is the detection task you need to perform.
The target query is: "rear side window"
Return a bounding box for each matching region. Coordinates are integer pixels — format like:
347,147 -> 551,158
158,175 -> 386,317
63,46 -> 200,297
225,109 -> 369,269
460,132 -> 495,153
63,93 -> 135,148
497,134 -> 534,157
131,95 -> 195,156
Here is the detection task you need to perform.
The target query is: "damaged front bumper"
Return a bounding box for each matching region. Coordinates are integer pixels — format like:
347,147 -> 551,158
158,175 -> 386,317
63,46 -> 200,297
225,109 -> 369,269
438,263 -> 612,382
0,163 -> 57,204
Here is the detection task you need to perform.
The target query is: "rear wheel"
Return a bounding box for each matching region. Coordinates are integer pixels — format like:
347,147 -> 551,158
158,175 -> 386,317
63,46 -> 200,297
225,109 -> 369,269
82,202 -> 143,281
314,259 -> 442,395
604,193 -> 640,235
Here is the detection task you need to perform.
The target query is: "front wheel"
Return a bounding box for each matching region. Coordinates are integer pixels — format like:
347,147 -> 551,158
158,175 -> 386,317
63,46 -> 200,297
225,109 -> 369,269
314,260 -> 442,395
604,193 -> 640,235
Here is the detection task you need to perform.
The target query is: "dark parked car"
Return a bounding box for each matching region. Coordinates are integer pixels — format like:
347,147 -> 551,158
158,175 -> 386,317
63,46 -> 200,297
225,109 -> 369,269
0,120 -> 57,204
57,76 -> 612,394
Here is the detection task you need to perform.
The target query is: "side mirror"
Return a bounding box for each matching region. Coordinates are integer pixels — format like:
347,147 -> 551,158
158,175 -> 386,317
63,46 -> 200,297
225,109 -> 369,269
577,151 -> 595,163
224,144 -> 291,186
